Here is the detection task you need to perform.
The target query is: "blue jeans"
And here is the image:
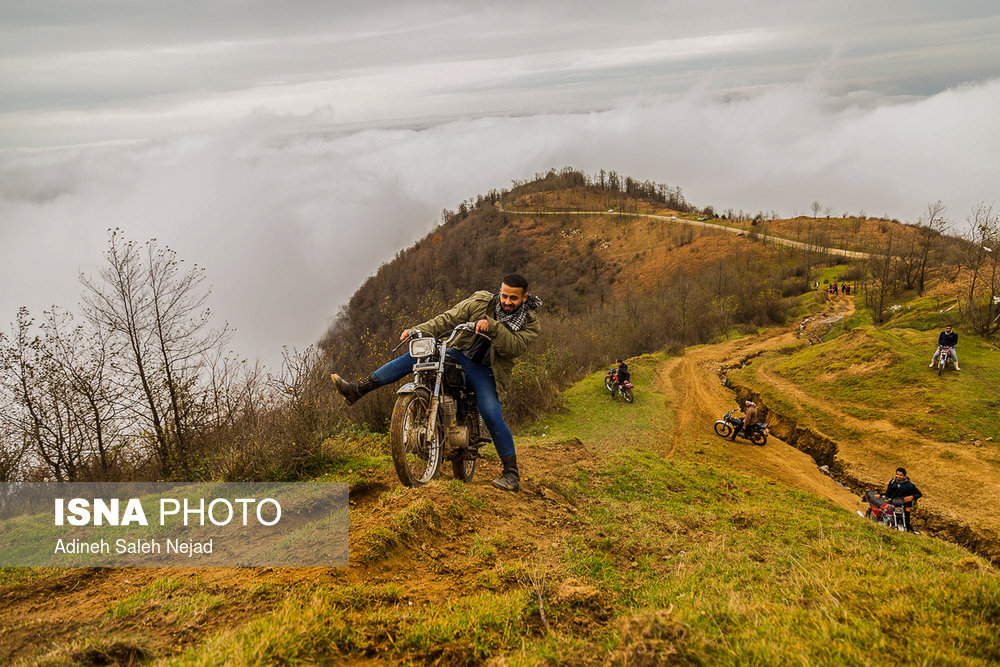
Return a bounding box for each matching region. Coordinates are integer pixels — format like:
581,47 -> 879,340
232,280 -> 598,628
372,350 -> 515,457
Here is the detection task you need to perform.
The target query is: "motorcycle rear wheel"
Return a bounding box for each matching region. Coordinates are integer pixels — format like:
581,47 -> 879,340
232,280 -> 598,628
390,393 -> 443,487
622,387 -> 634,403
714,421 -> 733,438
451,412 -> 480,482
749,430 -> 767,446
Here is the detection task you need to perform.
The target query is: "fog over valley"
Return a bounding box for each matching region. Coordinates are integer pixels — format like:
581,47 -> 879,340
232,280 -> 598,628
1,1 -> 997,368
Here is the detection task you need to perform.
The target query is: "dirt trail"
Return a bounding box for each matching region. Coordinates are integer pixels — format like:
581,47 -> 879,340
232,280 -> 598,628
664,293 -> 1000,563
655,299 -> 857,510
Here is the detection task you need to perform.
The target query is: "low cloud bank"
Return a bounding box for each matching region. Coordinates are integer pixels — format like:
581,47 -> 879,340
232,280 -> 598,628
2,78 -> 996,367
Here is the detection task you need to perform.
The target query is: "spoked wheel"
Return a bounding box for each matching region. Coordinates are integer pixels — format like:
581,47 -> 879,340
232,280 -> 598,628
451,412 -> 480,482
749,430 -> 767,446
714,421 -> 733,438
389,393 -> 443,486
622,387 -> 634,403
605,376 -> 615,393
938,359 -> 945,376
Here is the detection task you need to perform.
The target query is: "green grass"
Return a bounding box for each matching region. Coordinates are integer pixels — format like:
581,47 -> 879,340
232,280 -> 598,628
765,325 -> 1000,442
107,576 -> 224,623
548,445 -> 1000,665
529,352 -> 672,450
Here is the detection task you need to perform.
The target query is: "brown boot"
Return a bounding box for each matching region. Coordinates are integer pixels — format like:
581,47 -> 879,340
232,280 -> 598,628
331,374 -> 379,406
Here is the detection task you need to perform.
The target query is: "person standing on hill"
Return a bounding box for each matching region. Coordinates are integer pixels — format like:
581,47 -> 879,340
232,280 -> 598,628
883,467 -> 923,532
930,324 -> 960,370
331,273 -> 541,492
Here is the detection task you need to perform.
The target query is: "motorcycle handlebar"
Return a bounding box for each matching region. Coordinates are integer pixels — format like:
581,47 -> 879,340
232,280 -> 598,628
394,322 -> 487,353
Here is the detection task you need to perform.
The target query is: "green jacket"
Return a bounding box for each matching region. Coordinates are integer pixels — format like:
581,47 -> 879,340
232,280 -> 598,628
414,290 -> 541,400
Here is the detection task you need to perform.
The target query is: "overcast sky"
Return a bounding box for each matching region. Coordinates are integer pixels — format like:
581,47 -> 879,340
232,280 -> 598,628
1,1 -> 998,369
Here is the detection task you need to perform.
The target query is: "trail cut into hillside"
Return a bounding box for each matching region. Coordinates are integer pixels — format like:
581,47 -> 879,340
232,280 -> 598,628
659,292 -> 1000,564
3,293 -> 997,665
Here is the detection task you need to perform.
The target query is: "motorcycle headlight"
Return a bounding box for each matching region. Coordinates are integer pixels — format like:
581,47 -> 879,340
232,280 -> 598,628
409,337 -> 435,359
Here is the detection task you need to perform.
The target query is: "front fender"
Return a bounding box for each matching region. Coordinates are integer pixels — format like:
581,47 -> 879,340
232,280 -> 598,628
396,383 -> 432,403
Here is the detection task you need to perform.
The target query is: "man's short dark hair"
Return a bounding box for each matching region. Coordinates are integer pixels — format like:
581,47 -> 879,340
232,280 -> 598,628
502,273 -> 528,291
896,467 -> 907,476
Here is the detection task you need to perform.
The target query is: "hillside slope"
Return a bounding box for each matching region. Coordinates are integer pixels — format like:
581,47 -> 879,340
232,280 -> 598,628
3,310 -> 998,664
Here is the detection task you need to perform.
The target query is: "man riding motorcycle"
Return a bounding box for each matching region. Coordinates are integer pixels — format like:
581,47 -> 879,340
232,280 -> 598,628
930,324 -> 960,370
614,359 -> 630,388
727,400 -> 758,441
331,273 -> 541,492
881,467 -> 923,532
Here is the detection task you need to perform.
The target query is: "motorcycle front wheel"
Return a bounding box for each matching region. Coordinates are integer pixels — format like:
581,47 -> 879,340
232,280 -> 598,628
749,430 -> 767,446
389,393 -> 443,487
714,421 -> 733,438
605,376 -> 615,393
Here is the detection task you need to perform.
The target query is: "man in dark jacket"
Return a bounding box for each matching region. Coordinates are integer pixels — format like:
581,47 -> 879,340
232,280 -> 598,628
930,324 -> 960,370
883,467 -> 923,532
614,359 -> 630,387
331,274 -> 541,492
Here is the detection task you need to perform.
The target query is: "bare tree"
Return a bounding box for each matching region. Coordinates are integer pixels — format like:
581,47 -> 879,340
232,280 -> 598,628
0,309 -> 87,481
862,228 -> 898,324
916,201 -> 948,295
40,308 -> 126,479
961,203 -> 1000,334
80,231 -> 229,478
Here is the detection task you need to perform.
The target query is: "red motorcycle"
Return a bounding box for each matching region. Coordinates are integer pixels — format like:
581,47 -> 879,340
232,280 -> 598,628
935,346 -> 956,375
858,490 -> 911,532
604,368 -> 634,403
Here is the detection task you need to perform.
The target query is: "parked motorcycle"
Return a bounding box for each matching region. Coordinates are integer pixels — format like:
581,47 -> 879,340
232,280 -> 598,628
936,346 -> 956,376
713,409 -> 768,445
389,322 -> 491,487
857,490 -> 911,532
604,368 -> 634,403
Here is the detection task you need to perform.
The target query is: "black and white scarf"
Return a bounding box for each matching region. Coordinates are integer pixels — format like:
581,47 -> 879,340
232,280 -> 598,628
494,294 -> 542,332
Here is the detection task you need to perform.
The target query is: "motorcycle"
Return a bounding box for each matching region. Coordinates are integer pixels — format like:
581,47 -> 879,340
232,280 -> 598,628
713,409 -> 768,446
857,490 -> 911,532
388,322 -> 491,487
604,368 -> 634,403
936,346 -> 956,375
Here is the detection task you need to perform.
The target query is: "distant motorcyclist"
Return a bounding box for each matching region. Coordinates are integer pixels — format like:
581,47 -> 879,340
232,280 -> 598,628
930,324 -> 960,370
882,467 -> 923,532
727,400 -> 758,441
614,359 -> 630,387
331,273 -> 541,492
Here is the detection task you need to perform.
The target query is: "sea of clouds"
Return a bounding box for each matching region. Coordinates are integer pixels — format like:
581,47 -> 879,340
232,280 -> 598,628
2,77 -> 997,368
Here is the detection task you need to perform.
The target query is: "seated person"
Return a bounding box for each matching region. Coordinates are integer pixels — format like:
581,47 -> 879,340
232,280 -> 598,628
614,359 -> 630,386
882,467 -> 923,532
930,324 -> 960,370
727,400 -> 758,441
